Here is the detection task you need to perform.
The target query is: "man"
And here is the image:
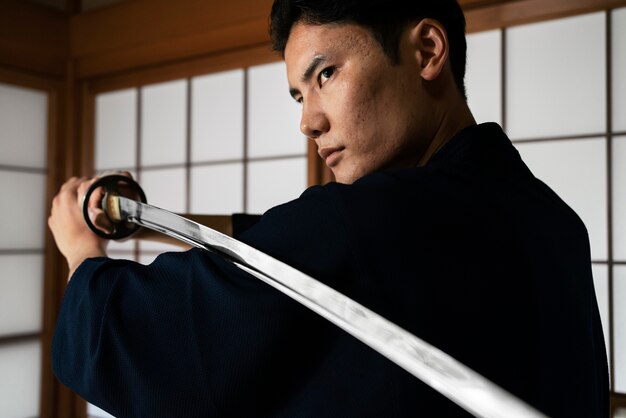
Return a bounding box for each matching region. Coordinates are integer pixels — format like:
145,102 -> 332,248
49,0 -> 609,417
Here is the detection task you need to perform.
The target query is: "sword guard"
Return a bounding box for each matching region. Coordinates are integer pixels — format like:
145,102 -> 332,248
82,174 -> 147,240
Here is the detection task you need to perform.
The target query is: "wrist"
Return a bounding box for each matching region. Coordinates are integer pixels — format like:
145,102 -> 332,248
66,247 -> 107,279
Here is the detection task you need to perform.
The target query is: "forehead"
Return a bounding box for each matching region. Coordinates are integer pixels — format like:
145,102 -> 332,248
284,22 -> 377,73
286,21 -> 372,49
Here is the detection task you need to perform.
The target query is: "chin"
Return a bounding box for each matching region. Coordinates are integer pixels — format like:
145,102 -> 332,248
336,173 -> 360,185
334,164 -> 369,184
333,174 -> 350,184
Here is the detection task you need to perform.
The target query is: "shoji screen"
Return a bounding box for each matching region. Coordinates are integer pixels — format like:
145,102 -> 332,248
465,29 -> 501,125
612,6 -> 626,396
0,82 -> 47,417
466,7 -> 626,403
94,87 -> 138,265
507,10 -> 611,390
247,62 -> 306,213
91,62 -> 305,417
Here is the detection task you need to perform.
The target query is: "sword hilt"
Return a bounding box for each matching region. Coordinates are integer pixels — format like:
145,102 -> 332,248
82,174 -> 147,240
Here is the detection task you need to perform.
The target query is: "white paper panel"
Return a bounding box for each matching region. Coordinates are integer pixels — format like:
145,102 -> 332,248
0,255 -> 43,336
247,62 -> 306,158
247,157 -> 307,214
613,136 -> 626,260
88,402 -> 116,418
0,83 -> 47,169
465,30 -> 502,125
0,171 -> 46,249
514,138 -> 607,260
141,80 -> 187,166
139,168 -> 186,212
106,251 -> 135,262
616,407 -> 626,418
591,264 -> 610,360
95,89 -> 137,171
0,341 -> 41,418
190,163 -> 243,214
139,253 -> 160,266
138,241 -> 184,254
191,70 -> 244,162
614,266 -> 626,393
506,13 -> 606,139
137,168 -> 186,252
613,8 -> 626,132
107,238 -> 136,252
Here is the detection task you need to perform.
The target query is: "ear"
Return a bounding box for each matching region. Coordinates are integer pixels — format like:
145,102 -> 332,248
408,18 -> 449,81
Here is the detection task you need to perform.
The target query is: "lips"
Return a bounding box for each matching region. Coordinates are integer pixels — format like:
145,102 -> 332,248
318,147 -> 344,167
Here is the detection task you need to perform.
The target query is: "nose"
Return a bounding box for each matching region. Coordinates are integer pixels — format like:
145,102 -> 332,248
300,97 -> 329,139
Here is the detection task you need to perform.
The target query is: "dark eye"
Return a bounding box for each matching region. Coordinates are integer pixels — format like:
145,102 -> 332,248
319,67 -> 335,86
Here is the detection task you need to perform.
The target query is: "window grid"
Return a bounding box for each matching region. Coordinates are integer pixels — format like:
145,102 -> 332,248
463,11 -> 625,412
607,9 -> 617,397
491,9 -> 621,396
98,67 -> 307,262
0,83 -> 48,418
0,145 -> 47,345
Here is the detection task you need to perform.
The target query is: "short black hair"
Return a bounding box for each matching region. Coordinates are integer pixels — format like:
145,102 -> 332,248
269,0 -> 467,99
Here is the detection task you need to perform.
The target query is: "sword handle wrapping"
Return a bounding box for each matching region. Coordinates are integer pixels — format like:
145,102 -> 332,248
82,174 -> 147,240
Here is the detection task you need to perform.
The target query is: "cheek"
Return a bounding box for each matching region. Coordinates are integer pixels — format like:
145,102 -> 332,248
333,75 -> 397,157
335,72 -> 379,118
344,86 -> 380,134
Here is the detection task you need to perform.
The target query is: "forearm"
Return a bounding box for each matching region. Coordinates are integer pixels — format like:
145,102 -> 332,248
48,176 -> 110,280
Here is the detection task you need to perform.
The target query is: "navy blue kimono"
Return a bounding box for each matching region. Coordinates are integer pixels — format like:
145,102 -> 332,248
52,123 -> 609,417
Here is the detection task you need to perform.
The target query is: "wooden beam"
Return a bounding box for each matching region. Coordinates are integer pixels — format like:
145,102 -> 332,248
465,0 -> 626,32
0,66 -> 61,90
71,0 -> 274,78
460,0 -> 521,10
76,18 -> 271,79
612,393 -> 626,415
0,332 -> 40,345
87,42 -> 278,93
0,0 -> 68,77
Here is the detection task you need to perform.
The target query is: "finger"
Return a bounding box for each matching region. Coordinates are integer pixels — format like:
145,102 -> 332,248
88,185 -> 105,210
77,178 -> 102,209
60,176 -> 85,192
88,207 -> 114,234
76,177 -> 94,197
76,178 -> 93,208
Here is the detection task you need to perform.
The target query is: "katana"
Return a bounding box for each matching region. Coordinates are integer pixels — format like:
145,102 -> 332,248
83,174 -> 549,418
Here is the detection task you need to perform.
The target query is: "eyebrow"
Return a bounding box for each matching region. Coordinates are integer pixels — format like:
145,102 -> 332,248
289,54 -> 327,100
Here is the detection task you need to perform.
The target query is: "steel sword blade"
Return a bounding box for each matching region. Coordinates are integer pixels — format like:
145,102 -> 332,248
108,195 -> 548,418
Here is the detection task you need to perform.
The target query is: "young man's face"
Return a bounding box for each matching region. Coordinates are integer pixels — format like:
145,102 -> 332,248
285,22 -> 436,184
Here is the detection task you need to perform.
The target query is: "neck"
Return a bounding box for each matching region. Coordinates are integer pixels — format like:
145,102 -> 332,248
417,96 -> 476,166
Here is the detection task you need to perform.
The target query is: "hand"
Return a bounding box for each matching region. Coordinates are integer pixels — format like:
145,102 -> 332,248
48,176 -> 110,278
